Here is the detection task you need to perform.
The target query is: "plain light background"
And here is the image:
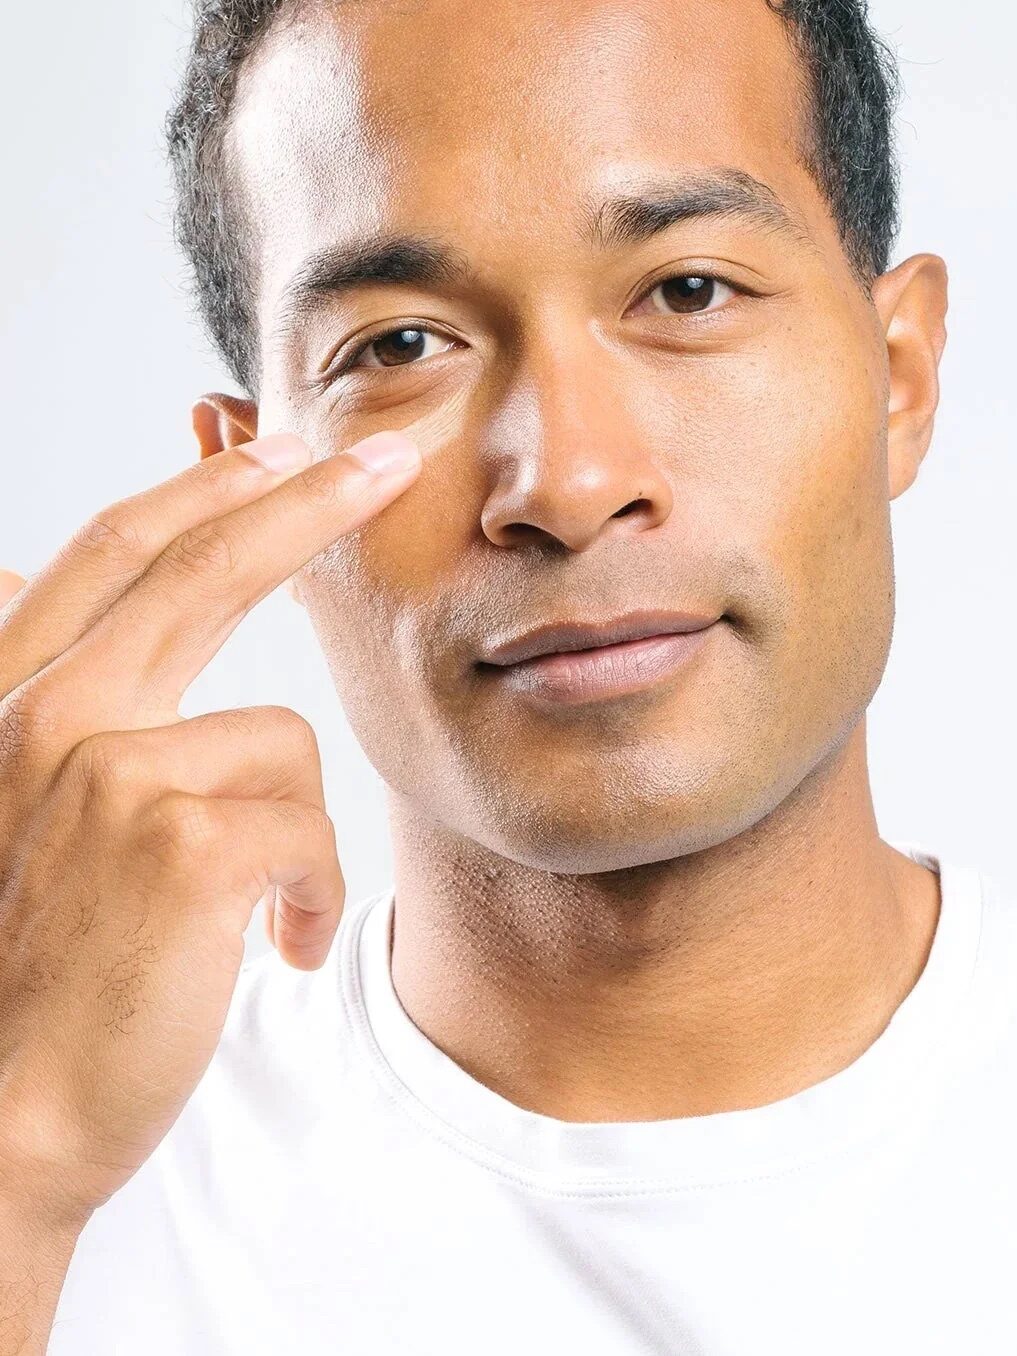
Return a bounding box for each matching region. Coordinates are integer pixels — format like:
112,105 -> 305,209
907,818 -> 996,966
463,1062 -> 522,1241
1,1 -> 1013,962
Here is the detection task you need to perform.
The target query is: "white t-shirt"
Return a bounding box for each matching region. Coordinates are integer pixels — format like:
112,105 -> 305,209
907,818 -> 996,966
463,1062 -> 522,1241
50,839 -> 1017,1354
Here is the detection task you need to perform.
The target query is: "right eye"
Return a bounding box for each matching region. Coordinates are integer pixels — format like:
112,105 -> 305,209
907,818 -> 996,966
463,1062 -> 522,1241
338,326 -> 459,373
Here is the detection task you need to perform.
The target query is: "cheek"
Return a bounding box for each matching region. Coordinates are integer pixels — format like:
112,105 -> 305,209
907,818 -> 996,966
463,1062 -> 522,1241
282,433 -> 476,765
264,377 -> 477,611
726,323 -> 894,729
765,338 -> 890,624
642,314 -> 889,625
624,309 -> 892,769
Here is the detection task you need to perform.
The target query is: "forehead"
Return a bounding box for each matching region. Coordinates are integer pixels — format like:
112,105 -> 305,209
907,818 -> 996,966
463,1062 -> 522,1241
230,0 -> 819,303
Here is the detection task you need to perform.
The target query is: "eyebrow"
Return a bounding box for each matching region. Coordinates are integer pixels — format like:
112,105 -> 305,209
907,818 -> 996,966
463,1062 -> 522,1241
581,166 -> 813,253
272,167 -> 810,343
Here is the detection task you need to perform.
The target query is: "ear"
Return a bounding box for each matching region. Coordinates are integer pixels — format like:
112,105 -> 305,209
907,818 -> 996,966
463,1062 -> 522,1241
870,253 -> 948,500
192,392 -> 258,458
191,392 -> 305,607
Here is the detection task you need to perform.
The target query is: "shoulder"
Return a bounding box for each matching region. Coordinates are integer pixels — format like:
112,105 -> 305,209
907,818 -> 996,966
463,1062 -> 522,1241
946,857 -> 1017,1082
971,862 -> 1017,997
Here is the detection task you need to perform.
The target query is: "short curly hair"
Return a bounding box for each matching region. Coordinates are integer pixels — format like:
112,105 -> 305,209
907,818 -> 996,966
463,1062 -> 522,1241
165,0 -> 903,397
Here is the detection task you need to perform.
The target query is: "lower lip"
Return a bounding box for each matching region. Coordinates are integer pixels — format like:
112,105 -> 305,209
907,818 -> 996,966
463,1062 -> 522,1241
484,625 -> 719,706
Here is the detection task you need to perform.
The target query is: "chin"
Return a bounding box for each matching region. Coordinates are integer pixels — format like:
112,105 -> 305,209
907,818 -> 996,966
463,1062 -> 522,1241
453,778 -> 762,876
474,822 -> 737,877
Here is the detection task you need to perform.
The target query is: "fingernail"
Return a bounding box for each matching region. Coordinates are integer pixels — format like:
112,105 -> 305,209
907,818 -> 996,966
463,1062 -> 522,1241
240,434 -> 312,474
346,431 -> 420,476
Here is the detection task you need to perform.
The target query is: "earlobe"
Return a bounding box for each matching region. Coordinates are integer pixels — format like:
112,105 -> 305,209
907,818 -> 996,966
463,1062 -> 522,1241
871,253 -> 949,500
192,393 -> 259,461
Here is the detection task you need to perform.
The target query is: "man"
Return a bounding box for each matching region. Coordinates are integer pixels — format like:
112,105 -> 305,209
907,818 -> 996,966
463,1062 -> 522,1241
0,0 -> 1012,1351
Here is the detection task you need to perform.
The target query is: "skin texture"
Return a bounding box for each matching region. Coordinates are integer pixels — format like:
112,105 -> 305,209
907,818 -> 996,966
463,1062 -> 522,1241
193,0 -> 949,1119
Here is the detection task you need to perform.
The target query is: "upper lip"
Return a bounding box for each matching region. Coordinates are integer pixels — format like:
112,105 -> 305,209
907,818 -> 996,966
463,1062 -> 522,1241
477,609 -> 723,667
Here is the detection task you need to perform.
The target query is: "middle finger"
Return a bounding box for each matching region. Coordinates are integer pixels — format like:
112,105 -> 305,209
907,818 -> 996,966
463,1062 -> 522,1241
34,430 -> 421,736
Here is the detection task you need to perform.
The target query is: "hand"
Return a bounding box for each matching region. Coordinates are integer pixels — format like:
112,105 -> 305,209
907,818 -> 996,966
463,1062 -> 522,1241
0,428 -> 421,1231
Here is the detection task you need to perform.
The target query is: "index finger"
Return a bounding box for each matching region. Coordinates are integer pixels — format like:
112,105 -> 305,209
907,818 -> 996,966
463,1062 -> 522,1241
0,434 -> 312,700
42,429 -> 421,730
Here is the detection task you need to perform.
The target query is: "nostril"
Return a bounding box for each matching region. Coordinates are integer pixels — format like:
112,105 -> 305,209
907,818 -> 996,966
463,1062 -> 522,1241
612,499 -> 644,519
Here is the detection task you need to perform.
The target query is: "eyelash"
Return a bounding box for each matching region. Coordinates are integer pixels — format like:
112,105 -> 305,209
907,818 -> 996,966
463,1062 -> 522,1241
325,270 -> 747,382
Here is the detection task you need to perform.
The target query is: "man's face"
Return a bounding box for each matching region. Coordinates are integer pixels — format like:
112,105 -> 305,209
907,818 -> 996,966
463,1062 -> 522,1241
230,0 -> 907,873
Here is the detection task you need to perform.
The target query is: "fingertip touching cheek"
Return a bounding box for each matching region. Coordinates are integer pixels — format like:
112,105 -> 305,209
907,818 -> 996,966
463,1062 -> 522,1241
232,0 -> 898,874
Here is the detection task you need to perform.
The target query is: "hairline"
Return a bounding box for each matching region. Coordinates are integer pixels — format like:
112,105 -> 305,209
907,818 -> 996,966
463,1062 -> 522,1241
206,0 -> 886,397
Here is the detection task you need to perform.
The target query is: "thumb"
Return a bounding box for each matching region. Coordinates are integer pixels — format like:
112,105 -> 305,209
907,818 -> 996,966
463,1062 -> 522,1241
0,569 -> 27,609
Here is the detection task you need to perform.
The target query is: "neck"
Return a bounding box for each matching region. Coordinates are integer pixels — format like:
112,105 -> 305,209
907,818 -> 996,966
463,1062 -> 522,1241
385,720 -> 941,1122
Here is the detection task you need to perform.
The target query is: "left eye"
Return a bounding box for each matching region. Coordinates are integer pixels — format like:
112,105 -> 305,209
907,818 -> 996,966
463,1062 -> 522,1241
346,327 -> 456,370
636,274 -> 737,316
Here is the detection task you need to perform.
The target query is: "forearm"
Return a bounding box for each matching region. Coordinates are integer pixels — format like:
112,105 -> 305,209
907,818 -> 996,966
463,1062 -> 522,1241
0,1197 -> 82,1356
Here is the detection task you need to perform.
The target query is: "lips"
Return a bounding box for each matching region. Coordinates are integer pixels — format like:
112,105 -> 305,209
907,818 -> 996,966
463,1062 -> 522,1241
476,609 -> 722,668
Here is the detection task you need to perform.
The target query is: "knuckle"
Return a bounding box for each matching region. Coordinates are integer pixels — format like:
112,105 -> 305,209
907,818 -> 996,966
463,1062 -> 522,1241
266,704 -> 319,755
69,507 -> 148,564
0,681 -> 62,766
65,732 -> 136,801
295,458 -> 346,511
308,804 -> 337,847
211,705 -> 263,743
201,447 -> 248,493
220,704 -> 320,761
160,522 -> 241,584
134,792 -> 221,870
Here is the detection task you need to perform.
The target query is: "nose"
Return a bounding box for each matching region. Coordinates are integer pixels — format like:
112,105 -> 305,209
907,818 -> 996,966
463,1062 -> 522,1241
479,337 -> 674,553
